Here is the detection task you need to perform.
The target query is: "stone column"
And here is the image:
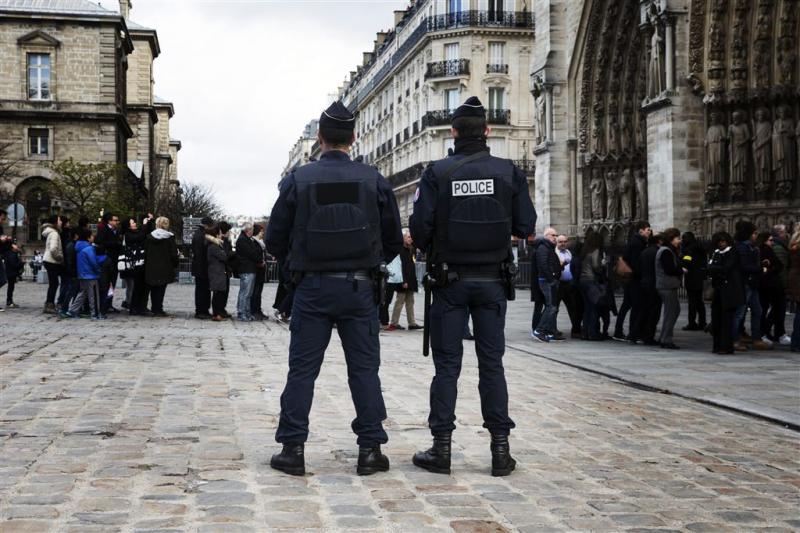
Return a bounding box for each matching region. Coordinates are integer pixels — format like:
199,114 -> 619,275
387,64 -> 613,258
664,16 -> 675,92
545,84 -> 555,141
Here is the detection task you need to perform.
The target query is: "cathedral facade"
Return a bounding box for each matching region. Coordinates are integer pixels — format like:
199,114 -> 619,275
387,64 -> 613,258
532,0 -> 799,241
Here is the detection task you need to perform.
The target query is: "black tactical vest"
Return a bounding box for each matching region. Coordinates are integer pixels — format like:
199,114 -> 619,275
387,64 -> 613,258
432,153 -> 514,265
289,160 -> 383,272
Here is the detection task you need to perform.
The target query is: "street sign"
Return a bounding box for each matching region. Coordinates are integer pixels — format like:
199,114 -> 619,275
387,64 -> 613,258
6,202 -> 25,227
183,217 -> 203,245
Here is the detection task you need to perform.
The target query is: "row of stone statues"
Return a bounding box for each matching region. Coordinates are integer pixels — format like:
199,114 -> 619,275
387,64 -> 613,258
705,106 -> 799,201
588,167 -> 648,222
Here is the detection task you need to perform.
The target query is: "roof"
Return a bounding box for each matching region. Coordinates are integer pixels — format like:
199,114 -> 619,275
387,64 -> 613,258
126,19 -> 154,32
0,0 -> 118,17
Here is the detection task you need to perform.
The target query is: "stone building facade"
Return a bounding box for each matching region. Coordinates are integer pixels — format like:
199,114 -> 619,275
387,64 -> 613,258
0,0 -> 181,245
532,0 -> 799,240
282,119 -> 319,177
333,0 -> 537,224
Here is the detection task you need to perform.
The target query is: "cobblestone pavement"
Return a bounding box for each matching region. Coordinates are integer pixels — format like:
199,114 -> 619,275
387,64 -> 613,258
1,282 -> 799,532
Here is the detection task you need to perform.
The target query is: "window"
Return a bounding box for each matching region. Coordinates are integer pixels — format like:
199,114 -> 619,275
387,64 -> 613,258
445,43 -> 460,61
445,88 -> 460,111
448,0 -> 461,14
489,42 -> 505,65
27,53 -> 51,100
488,0 -> 505,22
488,88 -> 505,110
29,128 -> 49,156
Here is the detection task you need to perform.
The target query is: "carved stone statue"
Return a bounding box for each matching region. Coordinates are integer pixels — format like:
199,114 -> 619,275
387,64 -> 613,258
753,108 -> 772,194
647,6 -> 664,100
532,78 -> 547,144
728,110 -> 750,198
608,115 -> 620,154
619,168 -> 633,220
589,168 -> 605,220
605,169 -> 620,220
773,105 -> 797,195
705,112 -> 727,201
635,168 -> 648,221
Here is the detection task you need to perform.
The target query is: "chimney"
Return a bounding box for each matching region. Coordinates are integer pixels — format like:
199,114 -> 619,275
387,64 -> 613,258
363,52 -> 374,66
394,10 -> 405,26
119,0 -> 132,20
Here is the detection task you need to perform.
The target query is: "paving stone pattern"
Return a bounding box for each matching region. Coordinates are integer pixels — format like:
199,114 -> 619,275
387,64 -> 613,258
0,283 -> 798,532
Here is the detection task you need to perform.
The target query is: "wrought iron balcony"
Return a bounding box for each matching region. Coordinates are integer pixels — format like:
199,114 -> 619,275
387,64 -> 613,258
513,159 -> 536,176
422,109 -> 456,127
487,63 -> 509,74
425,59 -> 470,80
427,10 -> 534,31
487,109 -> 511,125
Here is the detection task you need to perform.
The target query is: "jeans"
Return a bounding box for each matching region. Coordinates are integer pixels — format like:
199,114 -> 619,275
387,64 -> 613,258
735,286 -> 762,341
44,262 -> 62,304
556,281 -> 583,334
237,272 -> 255,319
537,279 -> 559,335
760,286 -> 786,339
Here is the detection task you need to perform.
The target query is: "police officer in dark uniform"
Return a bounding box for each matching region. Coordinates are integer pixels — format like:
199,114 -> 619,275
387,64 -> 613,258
409,96 -> 536,477
266,101 -> 403,476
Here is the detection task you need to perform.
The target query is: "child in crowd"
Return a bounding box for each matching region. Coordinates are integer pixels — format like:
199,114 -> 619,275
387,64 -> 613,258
68,229 -> 107,320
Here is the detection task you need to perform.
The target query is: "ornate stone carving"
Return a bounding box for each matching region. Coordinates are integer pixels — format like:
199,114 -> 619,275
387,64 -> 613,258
688,0 -> 707,88
590,168 -> 605,220
773,105 -> 797,195
532,76 -> 546,145
635,168 -> 648,221
752,2 -> 775,93
729,0 -> 751,98
728,110 -> 751,199
605,169 -> 620,220
620,168 -> 633,220
705,111 -> 727,201
578,0 -> 604,153
646,4 -> 665,100
753,108 -> 772,194
777,2 -> 798,88
706,0 -> 728,98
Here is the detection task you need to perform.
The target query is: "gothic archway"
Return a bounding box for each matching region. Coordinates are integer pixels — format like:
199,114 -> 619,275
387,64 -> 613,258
15,177 -> 54,243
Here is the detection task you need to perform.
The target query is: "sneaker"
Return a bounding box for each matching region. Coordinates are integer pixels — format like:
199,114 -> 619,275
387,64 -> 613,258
58,311 -> 71,319
612,334 -> 627,342
550,333 -> 566,341
733,342 -> 749,352
386,324 -> 399,331
778,334 -> 791,346
760,336 -> 774,346
6,303 -> 18,309
532,330 -> 550,343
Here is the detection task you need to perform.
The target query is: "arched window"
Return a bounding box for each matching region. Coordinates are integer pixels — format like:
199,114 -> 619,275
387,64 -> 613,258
26,186 -> 52,242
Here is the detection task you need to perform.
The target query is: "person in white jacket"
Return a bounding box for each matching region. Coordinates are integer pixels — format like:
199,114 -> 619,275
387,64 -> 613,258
41,215 -> 64,314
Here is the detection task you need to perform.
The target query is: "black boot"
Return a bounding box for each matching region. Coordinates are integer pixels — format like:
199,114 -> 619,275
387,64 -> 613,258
490,434 -> 516,477
356,445 -> 390,476
270,442 -> 305,476
412,434 -> 451,474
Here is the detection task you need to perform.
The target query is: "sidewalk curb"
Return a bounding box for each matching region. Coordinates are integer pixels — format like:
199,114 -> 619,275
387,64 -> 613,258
506,342 -> 800,432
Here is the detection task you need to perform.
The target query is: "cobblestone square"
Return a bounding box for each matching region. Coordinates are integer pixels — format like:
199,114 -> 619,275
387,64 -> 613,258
1,283 -> 798,532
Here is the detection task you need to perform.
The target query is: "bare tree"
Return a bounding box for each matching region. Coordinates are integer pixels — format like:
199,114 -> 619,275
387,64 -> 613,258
46,158 -> 136,219
180,182 -> 224,220
0,141 -> 22,203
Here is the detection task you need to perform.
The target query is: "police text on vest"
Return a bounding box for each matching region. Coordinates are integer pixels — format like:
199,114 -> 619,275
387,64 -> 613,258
451,179 -> 495,197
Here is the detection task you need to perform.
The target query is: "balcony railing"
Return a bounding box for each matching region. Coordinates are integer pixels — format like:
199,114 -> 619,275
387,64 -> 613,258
513,159 -> 536,176
388,162 -> 428,188
425,59 -> 470,79
487,63 -> 509,74
422,109 -> 456,127
487,109 -> 511,125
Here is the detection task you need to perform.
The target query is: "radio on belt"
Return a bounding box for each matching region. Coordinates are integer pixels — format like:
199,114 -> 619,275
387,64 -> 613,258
451,179 -> 495,197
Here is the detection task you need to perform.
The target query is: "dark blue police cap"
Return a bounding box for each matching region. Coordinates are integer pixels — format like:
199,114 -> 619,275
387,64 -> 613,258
452,96 -> 486,122
320,101 -> 356,132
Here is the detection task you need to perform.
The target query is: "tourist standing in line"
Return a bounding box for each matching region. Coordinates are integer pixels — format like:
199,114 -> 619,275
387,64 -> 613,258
58,229 -> 79,318
554,235 -> 582,338
3,242 -> 22,309
635,234 -> 663,345
191,217 -> 215,319
95,212 -> 123,314
388,231 -> 421,331
614,221 -> 651,341
708,232 -> 743,354
251,224 -> 269,321
207,225 -> 232,322
655,228 -> 684,350
768,224 -> 791,345
757,232 -> 784,347
579,231 -> 607,341
532,227 -> 562,342
733,220 -> 772,350
787,228 -> 800,353
124,217 -> 150,316
235,222 -> 263,322
42,215 -> 64,314
68,229 -> 106,320
144,217 -> 179,317
680,231 -> 707,331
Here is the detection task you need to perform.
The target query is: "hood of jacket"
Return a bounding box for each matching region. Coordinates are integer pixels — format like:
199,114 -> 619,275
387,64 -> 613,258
149,228 -> 174,241
75,240 -> 92,254
205,234 -> 223,246
42,224 -> 58,238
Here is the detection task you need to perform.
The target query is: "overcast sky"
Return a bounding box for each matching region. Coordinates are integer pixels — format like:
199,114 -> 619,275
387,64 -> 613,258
99,0 -> 408,217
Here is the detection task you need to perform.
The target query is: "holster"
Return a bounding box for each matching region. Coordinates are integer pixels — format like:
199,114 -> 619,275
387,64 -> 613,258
371,263 -> 388,306
502,261 -> 518,301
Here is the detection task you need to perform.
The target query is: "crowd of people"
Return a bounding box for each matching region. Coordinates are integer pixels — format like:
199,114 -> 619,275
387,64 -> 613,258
528,220 -> 800,353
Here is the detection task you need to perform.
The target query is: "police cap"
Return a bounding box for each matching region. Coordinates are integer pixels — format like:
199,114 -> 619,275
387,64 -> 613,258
451,96 -> 486,122
319,101 -> 356,133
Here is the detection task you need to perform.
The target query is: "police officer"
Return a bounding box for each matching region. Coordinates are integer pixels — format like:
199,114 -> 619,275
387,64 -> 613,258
409,96 -> 536,476
266,101 -> 403,476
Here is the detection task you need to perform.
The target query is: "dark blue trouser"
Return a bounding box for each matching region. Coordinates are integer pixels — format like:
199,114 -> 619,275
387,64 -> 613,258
537,279 -> 559,335
276,275 -> 388,447
428,280 -> 514,437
